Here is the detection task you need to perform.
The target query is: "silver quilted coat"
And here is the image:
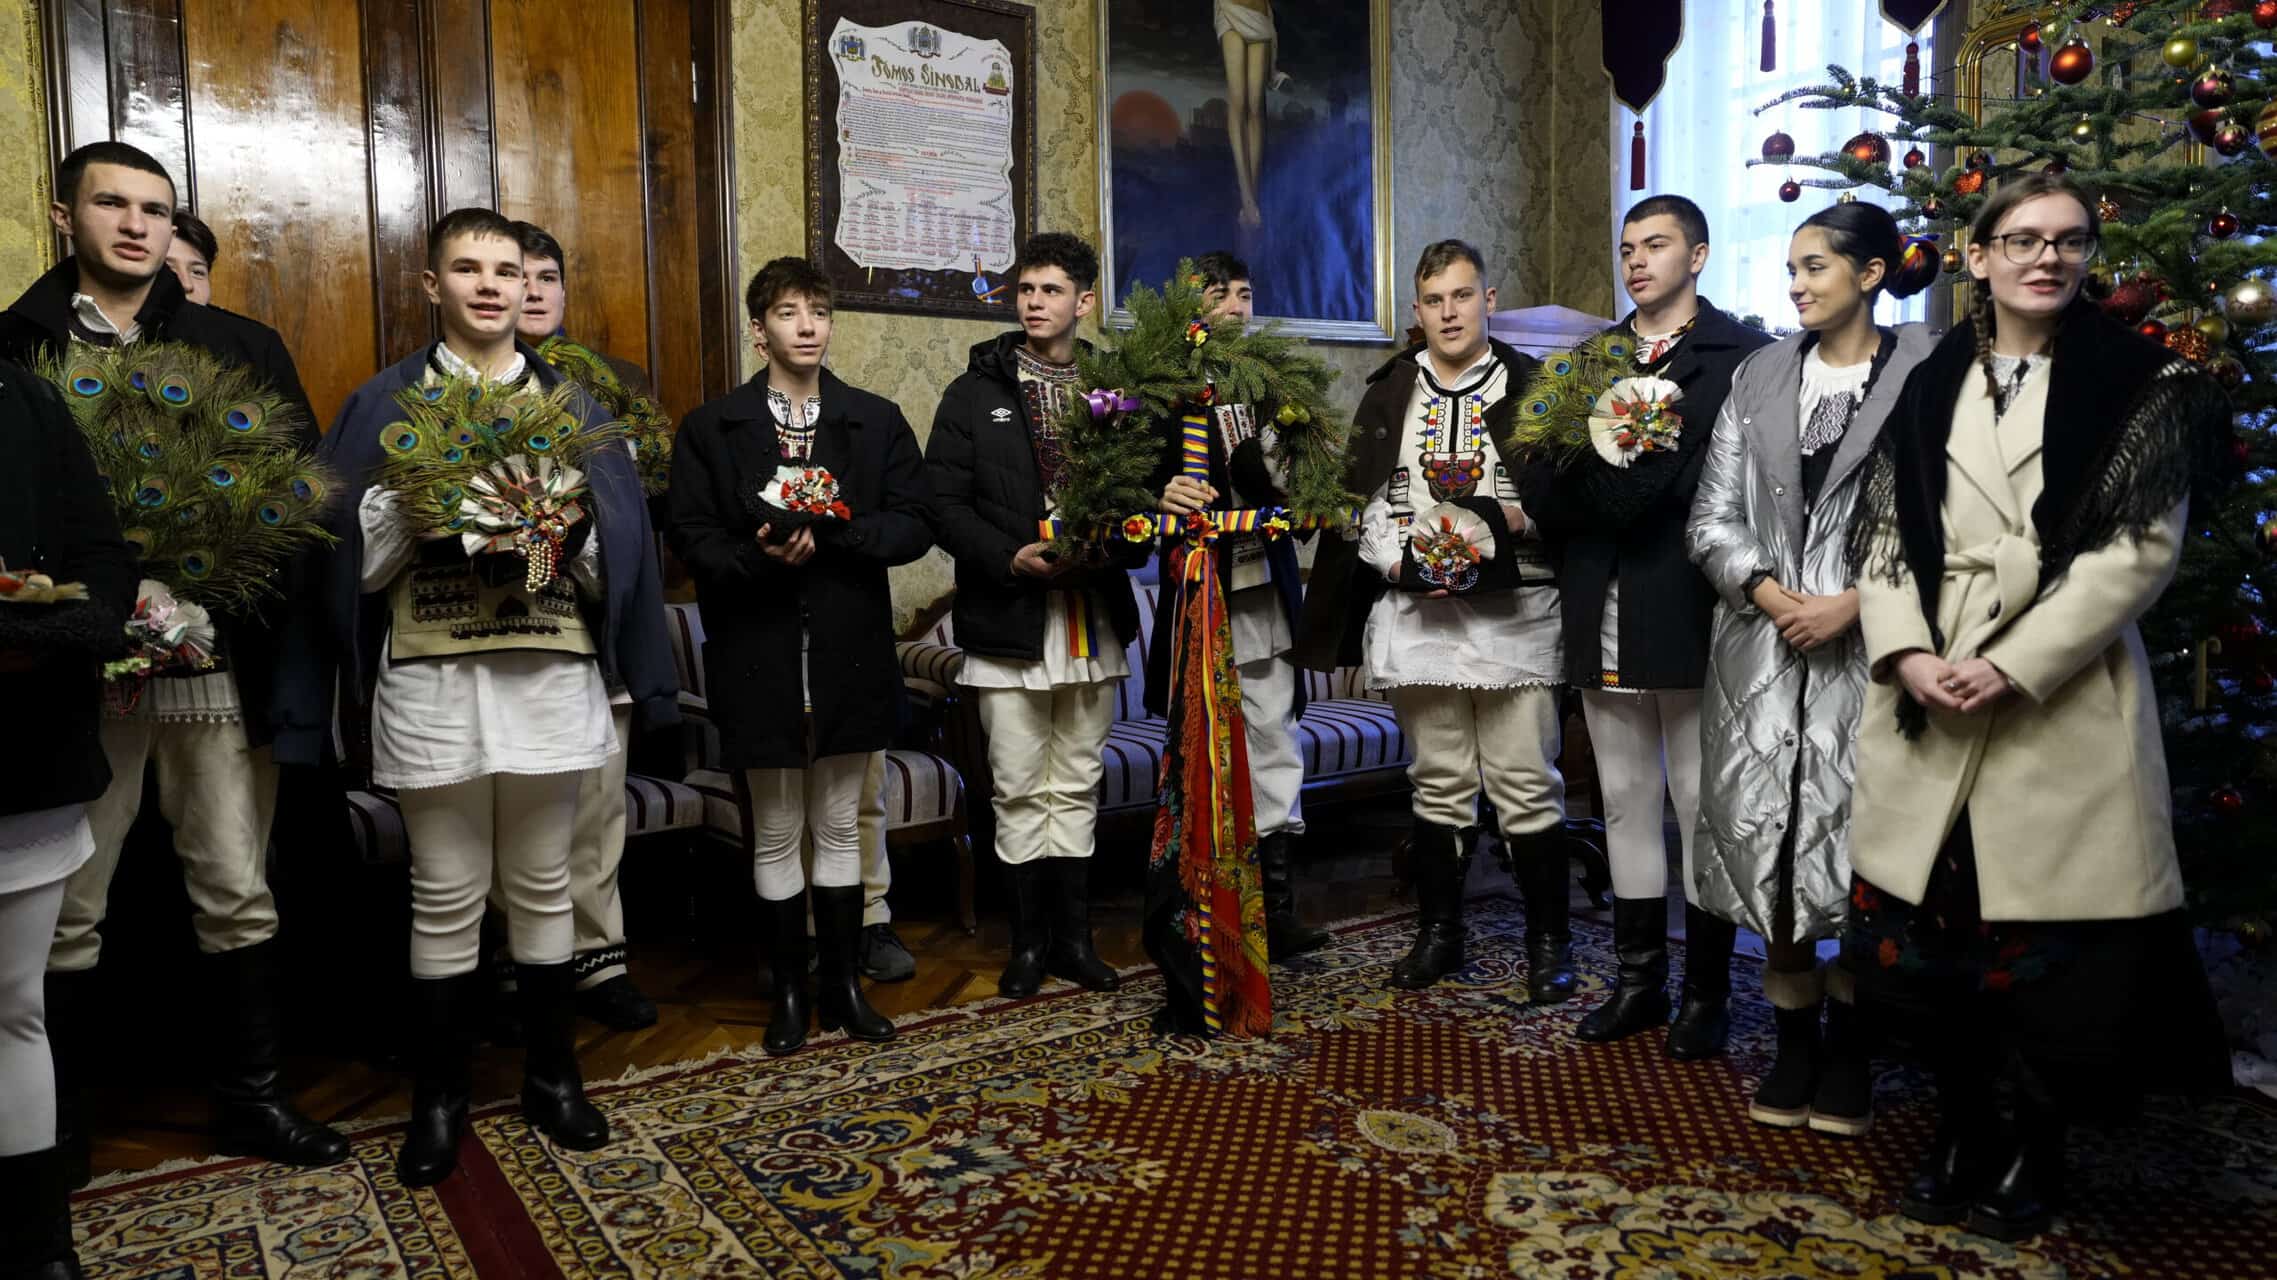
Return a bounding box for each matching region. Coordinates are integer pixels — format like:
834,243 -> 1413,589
1684,325 -> 1937,943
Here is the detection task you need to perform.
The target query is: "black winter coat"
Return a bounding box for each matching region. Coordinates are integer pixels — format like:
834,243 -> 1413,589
925,331 -> 1145,660
0,259 -> 319,747
1517,301 -> 1770,690
1292,339 -> 1545,672
668,370 -> 936,769
0,359 -> 139,821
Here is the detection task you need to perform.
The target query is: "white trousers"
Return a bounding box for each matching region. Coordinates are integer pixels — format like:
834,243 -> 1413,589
1239,654 -> 1305,837
0,877 -> 66,1155
748,754 -> 868,901
1581,688 -> 1703,901
1389,684 -> 1566,838
861,751 -> 891,925
976,683 -> 1116,864
51,719 -> 280,972
563,704 -> 635,988
402,772 -> 581,978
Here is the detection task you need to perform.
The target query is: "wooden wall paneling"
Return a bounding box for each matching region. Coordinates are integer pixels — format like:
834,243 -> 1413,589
489,0 -> 648,375
689,0 -> 735,400
179,0 -> 379,427
425,0 -> 496,214
635,0 -> 703,417
49,0 -> 113,158
361,0 -> 438,370
101,0 -> 192,203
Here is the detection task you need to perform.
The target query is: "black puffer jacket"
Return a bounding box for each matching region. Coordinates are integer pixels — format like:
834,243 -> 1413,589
925,331 -> 1145,660
0,259 -> 319,746
0,358 -> 139,821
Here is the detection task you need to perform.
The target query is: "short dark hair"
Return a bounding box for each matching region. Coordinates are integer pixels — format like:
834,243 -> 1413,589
511,220 -> 566,274
57,141 -> 176,208
1413,239 -> 1485,285
1624,194 -> 1711,248
426,207 -> 522,271
745,256 -> 832,320
1013,232 -> 1098,292
171,210 -> 219,268
1194,250 -> 1250,291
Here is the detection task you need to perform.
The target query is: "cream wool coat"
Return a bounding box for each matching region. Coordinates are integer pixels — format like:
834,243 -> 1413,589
1851,363 -> 2187,922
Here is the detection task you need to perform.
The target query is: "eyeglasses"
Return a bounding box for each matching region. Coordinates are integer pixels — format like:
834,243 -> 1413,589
1987,232 -> 2099,265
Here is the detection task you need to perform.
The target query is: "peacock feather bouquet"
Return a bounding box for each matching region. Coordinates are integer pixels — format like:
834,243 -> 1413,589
1503,330 -> 1689,468
373,374 -> 620,592
42,342 -> 333,614
535,336 -> 673,495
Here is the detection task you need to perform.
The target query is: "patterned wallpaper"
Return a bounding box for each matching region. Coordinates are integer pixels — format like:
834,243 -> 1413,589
0,0 -> 52,296
729,0 -> 1613,624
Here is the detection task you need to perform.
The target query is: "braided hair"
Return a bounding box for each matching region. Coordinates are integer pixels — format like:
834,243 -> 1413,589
1966,172 -> 2101,403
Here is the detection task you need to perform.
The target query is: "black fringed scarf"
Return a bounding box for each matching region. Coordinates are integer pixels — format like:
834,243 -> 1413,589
1848,302 -> 2235,738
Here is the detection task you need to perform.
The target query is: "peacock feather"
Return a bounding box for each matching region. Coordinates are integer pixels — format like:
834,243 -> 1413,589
40,342 -> 336,611
373,372 -> 620,535
535,336 -> 675,496
1504,330 -> 1643,466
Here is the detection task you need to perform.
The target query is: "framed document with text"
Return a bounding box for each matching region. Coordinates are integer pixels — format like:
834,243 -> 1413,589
804,0 -> 1038,319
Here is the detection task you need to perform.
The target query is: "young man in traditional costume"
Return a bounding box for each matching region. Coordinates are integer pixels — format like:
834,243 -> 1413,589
927,232 -> 1134,999
1148,251 -> 1327,961
278,207 -> 677,1185
1519,195 -> 1770,1058
668,256 -> 934,1054
502,220 -> 662,1031
0,141 -> 347,1184
1295,240 -> 1572,997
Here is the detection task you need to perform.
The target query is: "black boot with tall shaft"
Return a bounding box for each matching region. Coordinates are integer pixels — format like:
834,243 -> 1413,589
396,973 -> 477,1187
1665,905 -> 1735,1060
813,885 -> 896,1042
1390,820 -> 1468,989
41,970 -> 96,1190
1507,829 -> 1577,1003
0,1146 -> 84,1278
206,940 -> 351,1166
515,961 -> 609,1151
1573,896 -> 1671,1042
761,893 -> 812,1057
1258,832 -> 1330,959
1043,858 -> 1119,991
997,862 -> 1049,998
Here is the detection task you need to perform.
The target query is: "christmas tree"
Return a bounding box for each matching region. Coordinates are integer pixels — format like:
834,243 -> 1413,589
1751,0 -> 2276,944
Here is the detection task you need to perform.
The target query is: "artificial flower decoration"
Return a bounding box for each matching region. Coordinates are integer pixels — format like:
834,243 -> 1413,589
1587,376 -> 1686,468
0,559 -> 88,604
1408,505 -> 1493,594
766,462 -> 853,522
1185,320 -> 1211,348
106,579 -> 217,686
1122,514 -> 1157,543
458,454 -> 591,592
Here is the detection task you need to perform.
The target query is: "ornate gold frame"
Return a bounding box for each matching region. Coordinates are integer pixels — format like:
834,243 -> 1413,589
1093,0 -> 1394,342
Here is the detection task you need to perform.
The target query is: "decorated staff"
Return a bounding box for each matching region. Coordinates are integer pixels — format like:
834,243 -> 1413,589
1292,240 -> 1574,1000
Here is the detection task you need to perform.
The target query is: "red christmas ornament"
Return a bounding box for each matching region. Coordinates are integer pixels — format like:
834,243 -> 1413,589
2213,786 -> 2246,816
2214,354 -> 2249,389
2215,122 -> 2254,156
2050,39 -> 2094,85
1778,179 -> 1802,202
2192,69 -> 2236,110
2235,437 -> 2256,466
2258,0 -> 2277,30
1904,146 -> 1926,169
1922,195 -> 1946,219
1843,131 -> 1891,166
2108,1 -> 2145,23
2102,271 -> 2167,324
2206,0 -> 2245,16
2212,210 -> 2243,239
2020,21 -> 2044,51
1762,131 -> 1795,160
2190,108 -> 2226,143
2043,157 -> 2070,175
2138,318 -> 2170,340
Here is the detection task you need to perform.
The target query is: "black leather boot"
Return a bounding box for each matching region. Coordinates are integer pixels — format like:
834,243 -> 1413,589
1808,991 -> 1873,1137
1899,1063 -> 1996,1226
1968,1097 -> 2065,1242
1508,829 -> 1576,1003
1390,821 -> 1468,990
1258,832 -> 1330,960
575,972 -> 659,1032
997,862 -> 1049,998
1042,858 -> 1120,991
206,941 -> 351,1166
396,973 -> 477,1187
41,969 -> 96,1190
0,1146 -> 83,1278
761,894 -> 812,1057
1665,905 -> 1735,1060
1573,896 -> 1670,1042
1749,1003 -> 1822,1128
515,961 -> 609,1151
813,885 -> 896,1042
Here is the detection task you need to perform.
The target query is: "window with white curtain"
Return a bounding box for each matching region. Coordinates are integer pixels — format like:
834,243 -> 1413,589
1609,4 -> 1932,332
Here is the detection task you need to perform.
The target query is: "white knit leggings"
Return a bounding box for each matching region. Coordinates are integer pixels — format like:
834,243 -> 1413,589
0,877 -> 68,1155
747,754 -> 869,902
1581,688 -> 1703,901
401,772 -> 581,978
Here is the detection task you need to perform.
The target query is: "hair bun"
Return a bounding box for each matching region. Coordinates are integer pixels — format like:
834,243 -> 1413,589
1884,234 -> 1940,300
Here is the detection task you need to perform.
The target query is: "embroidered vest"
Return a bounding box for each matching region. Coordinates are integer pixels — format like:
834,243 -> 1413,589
387,547 -> 596,662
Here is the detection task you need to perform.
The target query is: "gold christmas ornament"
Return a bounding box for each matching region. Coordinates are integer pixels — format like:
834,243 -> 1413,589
1940,246 -> 1964,273
2162,36 -> 2200,68
2198,314 -> 2231,344
2226,278 -> 2277,325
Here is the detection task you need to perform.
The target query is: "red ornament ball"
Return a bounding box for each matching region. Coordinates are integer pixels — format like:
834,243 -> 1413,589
2138,318 -> 2170,341
2043,157 -> 2069,175
2235,437 -> 2256,466
2103,271 -> 2168,324
1904,146 -> 1927,169
2166,325 -> 2215,363
2190,108 -> 2226,143
2050,39 -> 2094,85
2109,0 -> 2145,23
2212,210 -> 2243,239
2213,786 -> 2246,816
1778,179 -> 1802,203
1940,247 -> 1965,274
1843,132 -> 1891,167
2216,123 -> 2254,156
2213,354 -> 2249,388
1762,131 -> 1795,161
2193,69 -> 2236,110
2020,20 -> 2044,51
1954,167 -> 1987,196
2259,0 -> 2277,30
2208,0 -> 2245,17
1922,195 -> 1946,220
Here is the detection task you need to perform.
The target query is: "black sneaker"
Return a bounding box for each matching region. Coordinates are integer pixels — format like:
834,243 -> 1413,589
860,923 -> 917,982
575,974 -> 659,1030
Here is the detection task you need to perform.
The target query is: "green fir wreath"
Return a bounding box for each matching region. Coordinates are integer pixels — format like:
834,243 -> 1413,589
535,335 -> 674,495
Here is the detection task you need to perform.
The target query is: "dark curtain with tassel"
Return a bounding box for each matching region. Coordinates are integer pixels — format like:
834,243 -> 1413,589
1600,0 -> 1683,190
1880,0 -> 1952,96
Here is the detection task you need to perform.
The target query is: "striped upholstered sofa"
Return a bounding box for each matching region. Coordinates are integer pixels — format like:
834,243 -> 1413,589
894,567 -> 1415,832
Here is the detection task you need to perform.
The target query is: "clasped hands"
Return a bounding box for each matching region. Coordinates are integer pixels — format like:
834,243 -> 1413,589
1750,578 -> 1858,653
754,523 -> 817,566
1894,650 -> 2012,715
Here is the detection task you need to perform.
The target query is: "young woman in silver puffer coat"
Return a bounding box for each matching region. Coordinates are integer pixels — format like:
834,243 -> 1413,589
1685,202 -> 1935,1140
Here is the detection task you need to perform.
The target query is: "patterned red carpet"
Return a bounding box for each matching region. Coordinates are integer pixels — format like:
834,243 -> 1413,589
72,898 -> 2277,1279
